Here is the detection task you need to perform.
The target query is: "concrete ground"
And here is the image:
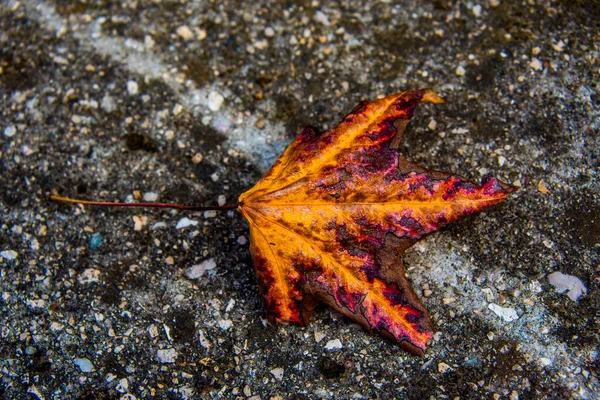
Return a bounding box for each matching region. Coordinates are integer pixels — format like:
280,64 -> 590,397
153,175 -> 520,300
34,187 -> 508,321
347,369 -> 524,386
1,0 -> 598,399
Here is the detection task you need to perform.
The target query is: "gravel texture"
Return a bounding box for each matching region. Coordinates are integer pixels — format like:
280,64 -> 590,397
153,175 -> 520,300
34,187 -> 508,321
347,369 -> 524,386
1,0 -> 598,399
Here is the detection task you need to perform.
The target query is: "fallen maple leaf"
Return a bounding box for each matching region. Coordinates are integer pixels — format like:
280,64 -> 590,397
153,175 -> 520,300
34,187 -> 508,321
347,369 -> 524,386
51,88 -> 515,355
238,89 -> 515,355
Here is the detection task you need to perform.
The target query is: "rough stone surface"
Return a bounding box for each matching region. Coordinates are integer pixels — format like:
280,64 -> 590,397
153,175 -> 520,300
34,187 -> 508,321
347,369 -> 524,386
1,1 -> 598,399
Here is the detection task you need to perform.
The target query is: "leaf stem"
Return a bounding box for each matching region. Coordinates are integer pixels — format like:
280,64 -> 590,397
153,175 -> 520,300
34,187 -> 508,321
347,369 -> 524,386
49,194 -> 239,211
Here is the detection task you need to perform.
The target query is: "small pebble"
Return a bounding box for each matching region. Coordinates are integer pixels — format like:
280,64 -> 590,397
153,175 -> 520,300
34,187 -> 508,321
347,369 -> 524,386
208,91 -> 224,111
530,58 -> 543,71
101,95 -> 116,113
143,192 -> 158,202
3,125 -> 16,137
151,222 -> 167,230
192,153 -> 204,163
264,27 -> 275,37
540,357 -> 552,367
314,331 -> 326,343
115,378 -> 129,393
218,319 -> 233,330
78,268 -> 101,284
255,40 -> 268,50
548,271 -> 587,301
0,250 -> 18,260
217,195 -> 227,207
74,358 -> 94,372
176,217 -> 198,229
185,258 -> 217,279
472,4 -> 482,17
176,25 -> 194,41
89,233 -> 103,251
157,348 -> 177,364
324,339 -> 343,350
455,66 -> 466,76
237,235 -> 248,245
173,104 -> 184,115
204,210 -> 217,218
270,367 -> 284,381
438,362 -> 452,373
537,179 -> 548,194
488,303 -> 519,322
133,215 -> 147,231
126,81 -> 139,95
148,324 -> 159,338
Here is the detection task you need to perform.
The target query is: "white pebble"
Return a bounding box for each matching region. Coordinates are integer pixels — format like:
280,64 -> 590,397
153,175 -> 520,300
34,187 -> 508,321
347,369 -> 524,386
0,250 -> 18,260
324,339 -> 343,350
314,331 -> 326,343
472,4 -> 482,17
217,195 -> 227,207
237,235 -> 248,245
540,357 -> 553,367
156,348 -> 177,364
552,40 -> 565,52
173,103 -> 184,116
185,258 -> 217,279
548,271 -> 587,301
428,119 -> 437,130
455,66 -> 466,76
498,155 -> 507,167
115,378 -> 129,393
314,10 -> 330,25
218,319 -> 233,330
78,268 -> 101,284
148,324 -> 159,338
488,303 -> 519,322
264,27 -> 275,37
208,91 -> 224,111
176,217 -> 198,229
530,58 -> 543,71
270,367 -> 284,381
176,25 -> 194,41
74,358 -> 94,372
3,125 -> 16,137
151,222 -> 167,230
143,192 -> 158,202
204,210 -> 217,218
198,330 -> 212,348
127,81 -> 139,95
101,95 -> 116,112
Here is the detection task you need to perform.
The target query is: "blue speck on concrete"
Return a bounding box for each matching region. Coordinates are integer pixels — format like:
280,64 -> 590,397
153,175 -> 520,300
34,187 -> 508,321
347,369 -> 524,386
89,233 -> 103,251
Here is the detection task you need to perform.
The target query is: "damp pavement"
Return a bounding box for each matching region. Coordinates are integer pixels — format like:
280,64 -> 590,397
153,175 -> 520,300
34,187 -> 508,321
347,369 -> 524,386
1,1 -> 598,399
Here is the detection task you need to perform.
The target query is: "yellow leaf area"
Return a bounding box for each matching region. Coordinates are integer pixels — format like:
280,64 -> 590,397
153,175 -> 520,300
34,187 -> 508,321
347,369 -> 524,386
239,89 -> 515,355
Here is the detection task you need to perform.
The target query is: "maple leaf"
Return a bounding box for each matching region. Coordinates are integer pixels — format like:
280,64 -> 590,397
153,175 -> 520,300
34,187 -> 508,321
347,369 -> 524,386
238,89 -> 515,355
